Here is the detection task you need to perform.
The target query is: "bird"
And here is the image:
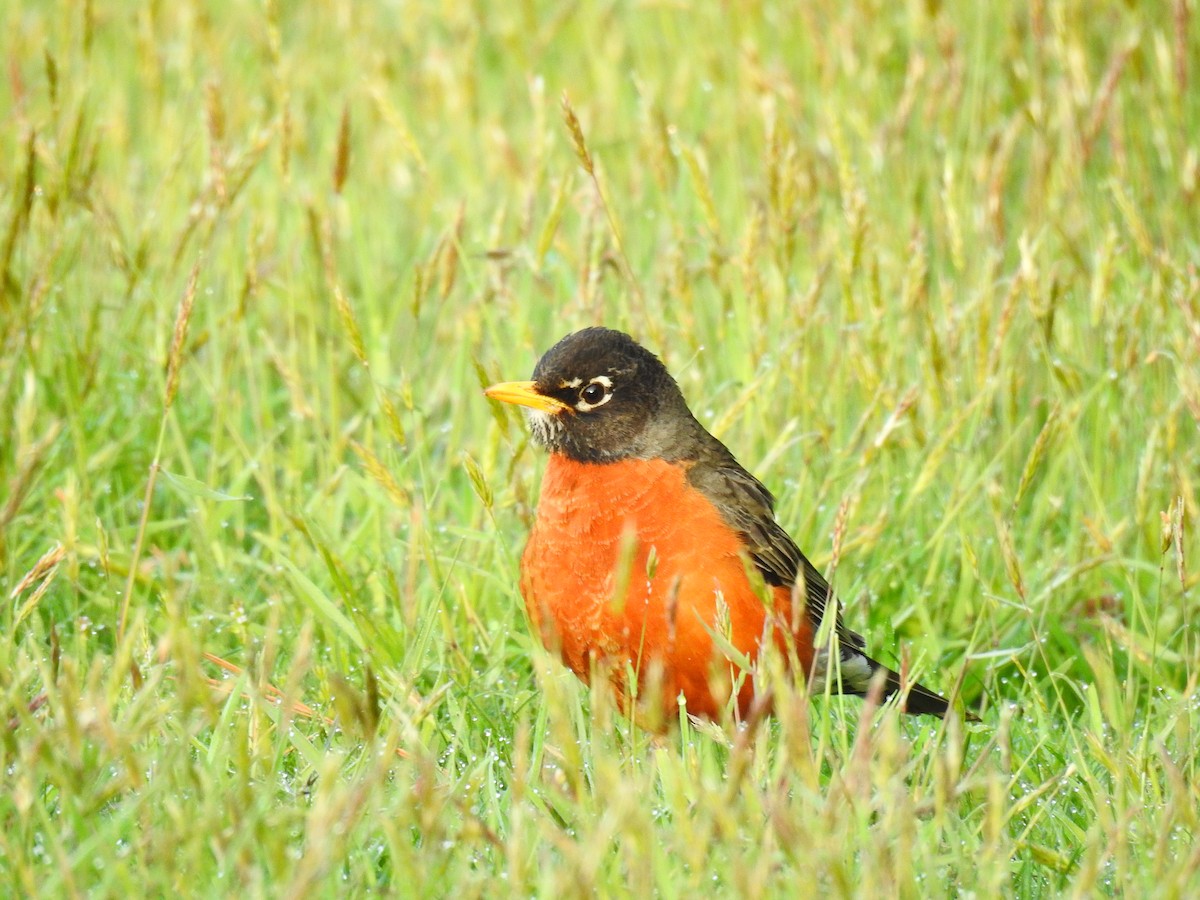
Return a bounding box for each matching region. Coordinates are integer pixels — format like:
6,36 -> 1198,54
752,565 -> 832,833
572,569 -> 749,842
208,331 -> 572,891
485,326 -> 962,726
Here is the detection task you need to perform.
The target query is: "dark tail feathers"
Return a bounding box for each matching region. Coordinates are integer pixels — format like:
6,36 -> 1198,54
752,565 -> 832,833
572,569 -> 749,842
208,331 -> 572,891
872,660 -> 977,721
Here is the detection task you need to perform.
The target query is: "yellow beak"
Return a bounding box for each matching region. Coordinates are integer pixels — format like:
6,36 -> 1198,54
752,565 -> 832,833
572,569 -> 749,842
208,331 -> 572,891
484,380 -> 571,414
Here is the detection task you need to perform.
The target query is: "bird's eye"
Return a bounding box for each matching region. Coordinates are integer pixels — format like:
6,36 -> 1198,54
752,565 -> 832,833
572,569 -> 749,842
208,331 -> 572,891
580,382 -> 607,405
571,375 -> 615,411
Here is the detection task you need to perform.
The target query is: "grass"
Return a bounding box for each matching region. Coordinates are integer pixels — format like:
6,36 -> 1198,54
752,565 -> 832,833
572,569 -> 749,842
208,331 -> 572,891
2,0 -> 1198,895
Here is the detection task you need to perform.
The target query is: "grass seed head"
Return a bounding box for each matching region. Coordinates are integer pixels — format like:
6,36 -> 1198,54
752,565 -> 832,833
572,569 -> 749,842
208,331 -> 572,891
164,263 -> 200,410
560,92 -> 594,176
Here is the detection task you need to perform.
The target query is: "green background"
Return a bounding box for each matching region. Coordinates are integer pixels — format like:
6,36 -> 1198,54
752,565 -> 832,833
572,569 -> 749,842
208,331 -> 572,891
2,0 -> 1198,895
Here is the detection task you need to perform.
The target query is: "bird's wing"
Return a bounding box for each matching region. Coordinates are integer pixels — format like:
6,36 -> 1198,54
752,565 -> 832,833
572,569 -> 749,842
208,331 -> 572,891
688,460 -> 866,652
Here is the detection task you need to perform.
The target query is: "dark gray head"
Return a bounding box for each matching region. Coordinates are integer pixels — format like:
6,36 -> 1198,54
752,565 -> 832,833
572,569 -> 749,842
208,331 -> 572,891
485,327 -> 705,462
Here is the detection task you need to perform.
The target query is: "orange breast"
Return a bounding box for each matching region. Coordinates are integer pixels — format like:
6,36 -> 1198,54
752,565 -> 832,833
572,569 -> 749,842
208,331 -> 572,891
520,454 -> 814,723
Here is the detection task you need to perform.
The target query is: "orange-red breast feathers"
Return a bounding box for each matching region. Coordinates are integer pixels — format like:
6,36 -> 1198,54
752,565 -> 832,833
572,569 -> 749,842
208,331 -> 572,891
521,454 -> 812,722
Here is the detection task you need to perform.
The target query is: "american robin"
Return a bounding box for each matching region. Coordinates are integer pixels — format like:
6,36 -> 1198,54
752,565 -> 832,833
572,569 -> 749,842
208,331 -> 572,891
486,327 -> 962,724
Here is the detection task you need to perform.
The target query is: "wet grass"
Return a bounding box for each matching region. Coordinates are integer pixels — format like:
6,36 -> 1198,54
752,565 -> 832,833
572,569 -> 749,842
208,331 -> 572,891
2,0 -> 1198,895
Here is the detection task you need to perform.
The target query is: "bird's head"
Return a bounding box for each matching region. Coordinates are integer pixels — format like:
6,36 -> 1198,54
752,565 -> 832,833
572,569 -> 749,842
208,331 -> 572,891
485,327 -> 697,462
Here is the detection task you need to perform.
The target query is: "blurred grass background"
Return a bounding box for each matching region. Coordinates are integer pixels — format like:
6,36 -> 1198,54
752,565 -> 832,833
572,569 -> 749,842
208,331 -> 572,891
2,0 -> 1198,895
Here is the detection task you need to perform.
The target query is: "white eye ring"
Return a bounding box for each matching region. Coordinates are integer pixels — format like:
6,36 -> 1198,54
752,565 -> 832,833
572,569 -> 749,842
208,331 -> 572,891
575,375 -> 613,411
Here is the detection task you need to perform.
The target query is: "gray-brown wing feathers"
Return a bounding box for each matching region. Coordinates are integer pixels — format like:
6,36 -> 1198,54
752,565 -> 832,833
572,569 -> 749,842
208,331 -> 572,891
685,459 -> 866,652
